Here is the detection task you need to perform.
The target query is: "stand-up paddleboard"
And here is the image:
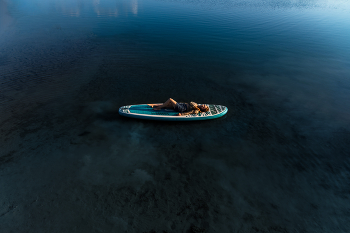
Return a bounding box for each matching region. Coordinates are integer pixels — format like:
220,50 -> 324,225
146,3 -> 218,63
119,104 -> 228,121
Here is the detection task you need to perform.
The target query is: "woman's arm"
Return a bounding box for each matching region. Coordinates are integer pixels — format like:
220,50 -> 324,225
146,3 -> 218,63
177,110 -> 199,116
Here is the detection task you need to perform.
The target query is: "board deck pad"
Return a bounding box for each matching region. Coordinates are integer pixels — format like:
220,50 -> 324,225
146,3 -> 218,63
119,104 -> 228,121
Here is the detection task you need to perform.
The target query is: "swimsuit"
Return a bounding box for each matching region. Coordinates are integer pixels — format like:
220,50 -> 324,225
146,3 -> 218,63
174,103 -> 188,113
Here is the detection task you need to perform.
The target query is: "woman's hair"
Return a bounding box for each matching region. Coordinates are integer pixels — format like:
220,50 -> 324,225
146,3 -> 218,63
199,105 -> 209,112
189,102 -> 209,113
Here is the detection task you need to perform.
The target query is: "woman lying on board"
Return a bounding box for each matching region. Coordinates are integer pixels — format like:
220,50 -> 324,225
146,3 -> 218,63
148,98 -> 209,116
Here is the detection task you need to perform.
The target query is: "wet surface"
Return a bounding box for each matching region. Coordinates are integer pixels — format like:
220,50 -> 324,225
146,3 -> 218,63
1,0 -> 350,232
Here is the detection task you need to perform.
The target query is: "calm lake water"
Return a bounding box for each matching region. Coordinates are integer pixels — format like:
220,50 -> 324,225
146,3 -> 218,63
1,0 -> 350,232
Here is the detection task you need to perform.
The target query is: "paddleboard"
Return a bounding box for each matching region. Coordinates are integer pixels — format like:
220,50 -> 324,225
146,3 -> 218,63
119,104 -> 228,121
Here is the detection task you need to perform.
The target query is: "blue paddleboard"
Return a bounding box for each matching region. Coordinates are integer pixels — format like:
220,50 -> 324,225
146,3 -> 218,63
119,104 -> 228,121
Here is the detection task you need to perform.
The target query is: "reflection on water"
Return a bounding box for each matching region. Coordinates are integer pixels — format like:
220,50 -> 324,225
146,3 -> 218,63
0,0 -> 12,32
10,0 -> 139,17
8,0 -> 350,18
1,0 -> 350,232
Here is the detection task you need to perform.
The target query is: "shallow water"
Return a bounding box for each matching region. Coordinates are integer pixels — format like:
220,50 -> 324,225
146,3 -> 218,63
1,0 -> 350,232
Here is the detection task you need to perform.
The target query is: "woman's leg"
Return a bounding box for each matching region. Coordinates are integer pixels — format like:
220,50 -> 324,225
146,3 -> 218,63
152,98 -> 177,110
147,103 -> 161,107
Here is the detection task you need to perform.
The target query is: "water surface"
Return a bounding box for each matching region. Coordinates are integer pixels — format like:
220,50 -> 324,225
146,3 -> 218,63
1,0 -> 350,232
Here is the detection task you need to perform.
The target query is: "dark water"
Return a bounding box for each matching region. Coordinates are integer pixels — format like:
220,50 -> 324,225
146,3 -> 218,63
1,0 -> 350,232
